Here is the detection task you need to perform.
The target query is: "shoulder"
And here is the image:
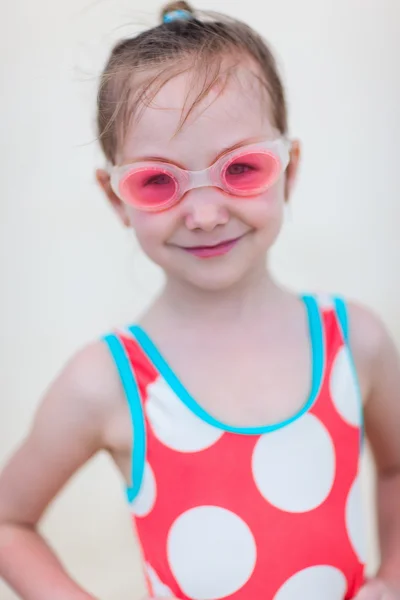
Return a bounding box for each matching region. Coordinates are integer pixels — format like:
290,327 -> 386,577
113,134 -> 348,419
342,299 -> 394,401
59,338 -> 121,402
32,338 -> 124,441
346,300 -> 389,363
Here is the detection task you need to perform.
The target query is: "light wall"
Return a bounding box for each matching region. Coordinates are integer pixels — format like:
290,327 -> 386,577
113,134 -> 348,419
1,1 -> 399,598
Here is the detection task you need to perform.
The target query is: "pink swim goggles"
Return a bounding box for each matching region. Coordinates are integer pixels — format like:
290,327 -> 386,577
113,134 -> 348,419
110,138 -> 291,213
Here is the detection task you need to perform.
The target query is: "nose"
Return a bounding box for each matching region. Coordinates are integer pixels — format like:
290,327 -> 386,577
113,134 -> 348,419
183,189 -> 229,232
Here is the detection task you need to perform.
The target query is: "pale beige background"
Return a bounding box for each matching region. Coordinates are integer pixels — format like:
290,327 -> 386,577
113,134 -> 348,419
1,0 -> 399,598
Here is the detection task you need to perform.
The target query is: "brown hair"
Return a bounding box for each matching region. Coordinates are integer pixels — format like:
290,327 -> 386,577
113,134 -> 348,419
97,1 -> 288,164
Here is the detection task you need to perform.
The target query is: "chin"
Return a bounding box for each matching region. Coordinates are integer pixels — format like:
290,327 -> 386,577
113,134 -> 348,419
184,272 -> 244,292
169,256 -> 262,292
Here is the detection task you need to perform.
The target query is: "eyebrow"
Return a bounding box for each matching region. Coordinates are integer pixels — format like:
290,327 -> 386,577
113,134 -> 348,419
121,155 -> 187,169
122,135 -> 268,168
215,135 -> 267,161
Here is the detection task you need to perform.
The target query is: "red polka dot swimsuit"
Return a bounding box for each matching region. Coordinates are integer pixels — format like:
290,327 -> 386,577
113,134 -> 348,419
104,295 -> 366,600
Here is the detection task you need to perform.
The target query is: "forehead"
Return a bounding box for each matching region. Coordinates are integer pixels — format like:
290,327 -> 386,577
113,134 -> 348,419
119,65 -> 278,164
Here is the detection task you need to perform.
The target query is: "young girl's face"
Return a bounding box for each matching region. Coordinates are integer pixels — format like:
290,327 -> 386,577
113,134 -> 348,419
97,66 -> 300,291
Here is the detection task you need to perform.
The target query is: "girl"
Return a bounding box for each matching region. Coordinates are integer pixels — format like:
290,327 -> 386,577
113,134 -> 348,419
0,2 -> 399,599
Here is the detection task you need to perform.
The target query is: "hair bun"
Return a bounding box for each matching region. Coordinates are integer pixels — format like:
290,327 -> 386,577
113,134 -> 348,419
160,1 -> 195,24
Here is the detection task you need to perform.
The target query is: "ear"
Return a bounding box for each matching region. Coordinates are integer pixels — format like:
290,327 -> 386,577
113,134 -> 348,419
284,140 -> 301,202
95,169 -> 131,227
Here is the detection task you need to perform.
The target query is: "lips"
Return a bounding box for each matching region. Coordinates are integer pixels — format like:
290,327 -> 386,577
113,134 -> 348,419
180,236 -> 243,258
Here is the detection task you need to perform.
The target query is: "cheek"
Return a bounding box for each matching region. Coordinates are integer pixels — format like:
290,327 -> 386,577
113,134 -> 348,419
127,208 -> 176,254
240,186 -> 285,230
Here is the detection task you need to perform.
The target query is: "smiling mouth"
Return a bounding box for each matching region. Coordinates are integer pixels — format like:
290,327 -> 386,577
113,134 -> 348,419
179,236 -> 244,258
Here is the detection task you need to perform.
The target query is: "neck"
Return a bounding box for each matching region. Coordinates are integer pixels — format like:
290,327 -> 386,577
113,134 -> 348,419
150,261 -> 285,330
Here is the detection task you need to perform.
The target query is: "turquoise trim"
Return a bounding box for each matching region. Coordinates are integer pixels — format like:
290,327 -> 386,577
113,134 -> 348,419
333,297 -> 365,445
334,297 -> 349,342
128,295 -> 324,435
103,334 -> 146,503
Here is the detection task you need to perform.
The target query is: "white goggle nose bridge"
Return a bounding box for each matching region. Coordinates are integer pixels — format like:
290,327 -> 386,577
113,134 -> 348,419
179,163 -> 220,195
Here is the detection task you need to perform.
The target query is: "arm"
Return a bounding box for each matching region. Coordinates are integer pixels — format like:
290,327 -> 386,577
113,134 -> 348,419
349,305 -> 400,598
0,342 -> 119,600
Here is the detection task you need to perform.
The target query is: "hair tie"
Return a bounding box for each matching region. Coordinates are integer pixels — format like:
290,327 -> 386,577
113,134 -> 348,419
163,9 -> 193,23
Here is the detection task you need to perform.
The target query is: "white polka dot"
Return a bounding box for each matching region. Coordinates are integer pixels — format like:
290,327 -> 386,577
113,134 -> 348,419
145,563 -> 174,598
346,475 -> 366,563
252,413 -> 335,513
316,293 -> 334,311
130,463 -> 156,517
146,377 -> 223,452
273,566 -> 347,600
167,506 -> 256,600
330,347 -> 361,427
